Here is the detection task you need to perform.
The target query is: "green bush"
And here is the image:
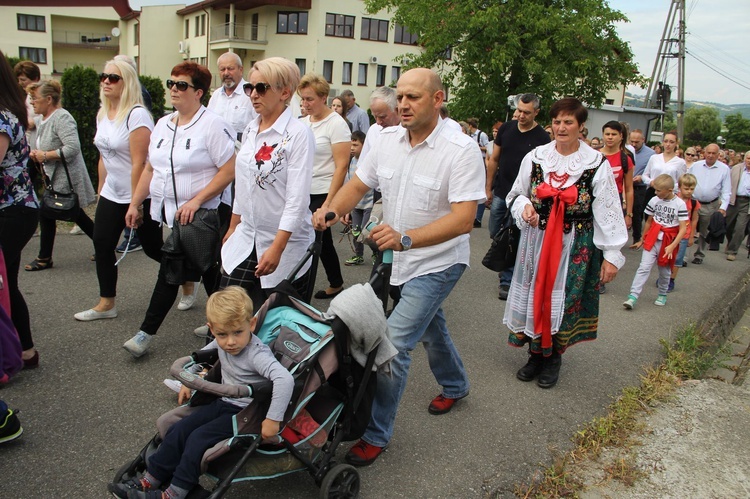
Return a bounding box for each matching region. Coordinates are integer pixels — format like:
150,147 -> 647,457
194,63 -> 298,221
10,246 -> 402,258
61,65 -> 100,185
7,56 -> 23,70
139,74 -> 166,122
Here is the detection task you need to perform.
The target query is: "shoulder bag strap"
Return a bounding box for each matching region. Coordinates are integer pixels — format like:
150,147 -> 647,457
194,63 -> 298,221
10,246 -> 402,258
169,115 -> 180,214
57,150 -> 75,193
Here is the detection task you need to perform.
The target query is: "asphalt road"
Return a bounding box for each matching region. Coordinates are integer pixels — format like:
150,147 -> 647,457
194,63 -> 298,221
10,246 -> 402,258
2,219 -> 748,498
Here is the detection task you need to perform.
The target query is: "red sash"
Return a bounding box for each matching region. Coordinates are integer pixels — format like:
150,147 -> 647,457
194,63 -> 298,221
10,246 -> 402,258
533,182 -> 579,350
642,222 -> 679,269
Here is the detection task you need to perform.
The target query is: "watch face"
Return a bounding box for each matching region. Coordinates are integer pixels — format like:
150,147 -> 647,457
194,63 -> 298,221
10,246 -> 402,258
401,235 -> 412,249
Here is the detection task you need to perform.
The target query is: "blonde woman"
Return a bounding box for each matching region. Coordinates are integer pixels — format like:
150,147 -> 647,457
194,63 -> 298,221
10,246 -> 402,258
298,74 -> 351,299
74,58 -> 159,322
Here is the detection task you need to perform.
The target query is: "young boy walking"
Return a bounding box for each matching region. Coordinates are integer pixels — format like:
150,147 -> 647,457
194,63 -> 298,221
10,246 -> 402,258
117,286 -> 293,499
669,173 -> 700,292
342,131 -> 374,266
624,174 -> 688,309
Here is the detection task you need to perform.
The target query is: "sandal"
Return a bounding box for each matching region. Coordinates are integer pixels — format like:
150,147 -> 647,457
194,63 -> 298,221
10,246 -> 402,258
24,258 -> 53,271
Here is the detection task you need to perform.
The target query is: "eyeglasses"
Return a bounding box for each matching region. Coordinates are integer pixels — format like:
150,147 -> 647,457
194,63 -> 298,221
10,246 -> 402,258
686,153 -> 697,157
166,79 -> 196,91
243,82 -> 271,97
99,73 -> 122,83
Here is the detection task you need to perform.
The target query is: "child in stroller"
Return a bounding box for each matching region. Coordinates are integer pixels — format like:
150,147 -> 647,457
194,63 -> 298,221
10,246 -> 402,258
111,286 -> 294,499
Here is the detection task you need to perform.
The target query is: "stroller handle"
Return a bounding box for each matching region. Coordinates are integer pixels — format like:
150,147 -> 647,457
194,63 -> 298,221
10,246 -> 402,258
170,356 -> 272,400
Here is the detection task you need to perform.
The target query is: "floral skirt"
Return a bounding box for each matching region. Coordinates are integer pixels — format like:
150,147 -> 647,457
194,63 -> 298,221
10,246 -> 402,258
508,229 -> 602,356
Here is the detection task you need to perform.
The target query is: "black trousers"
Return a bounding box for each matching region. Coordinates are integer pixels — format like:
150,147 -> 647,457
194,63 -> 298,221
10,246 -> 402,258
309,193 -> 343,289
38,207 -> 94,259
93,197 -> 163,298
632,185 -> 649,242
0,205 -> 38,350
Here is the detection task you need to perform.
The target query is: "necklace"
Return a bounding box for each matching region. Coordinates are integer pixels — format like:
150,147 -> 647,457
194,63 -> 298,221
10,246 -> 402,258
549,171 -> 570,188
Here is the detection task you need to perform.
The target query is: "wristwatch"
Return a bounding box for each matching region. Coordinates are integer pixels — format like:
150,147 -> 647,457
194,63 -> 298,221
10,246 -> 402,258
400,234 -> 412,251
626,213 -> 633,217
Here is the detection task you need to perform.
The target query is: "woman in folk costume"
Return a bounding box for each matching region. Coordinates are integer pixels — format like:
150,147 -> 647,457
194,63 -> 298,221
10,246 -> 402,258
503,98 -> 628,388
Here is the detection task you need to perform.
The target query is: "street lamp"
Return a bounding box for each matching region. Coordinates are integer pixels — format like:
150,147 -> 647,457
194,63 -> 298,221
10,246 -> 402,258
717,136 -> 727,146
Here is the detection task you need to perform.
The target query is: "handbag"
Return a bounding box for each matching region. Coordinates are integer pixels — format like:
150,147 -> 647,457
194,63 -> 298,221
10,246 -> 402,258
482,200 -> 520,273
40,150 -> 80,222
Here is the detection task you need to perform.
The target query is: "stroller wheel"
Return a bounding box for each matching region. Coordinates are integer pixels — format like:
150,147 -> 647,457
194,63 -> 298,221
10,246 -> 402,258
319,463 -> 360,499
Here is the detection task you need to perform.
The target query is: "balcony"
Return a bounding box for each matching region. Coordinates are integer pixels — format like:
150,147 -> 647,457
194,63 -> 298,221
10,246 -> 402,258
52,30 -> 119,50
209,23 -> 268,49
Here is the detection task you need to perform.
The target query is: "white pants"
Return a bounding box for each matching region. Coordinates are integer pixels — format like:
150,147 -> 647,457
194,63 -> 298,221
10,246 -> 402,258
629,240 -> 672,296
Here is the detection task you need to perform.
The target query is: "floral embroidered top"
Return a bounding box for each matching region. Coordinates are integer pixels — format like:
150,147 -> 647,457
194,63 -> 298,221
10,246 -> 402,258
0,109 -> 38,210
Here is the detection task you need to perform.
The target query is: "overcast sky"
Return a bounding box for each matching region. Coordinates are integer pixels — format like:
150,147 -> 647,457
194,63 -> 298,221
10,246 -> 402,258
129,0 -> 750,105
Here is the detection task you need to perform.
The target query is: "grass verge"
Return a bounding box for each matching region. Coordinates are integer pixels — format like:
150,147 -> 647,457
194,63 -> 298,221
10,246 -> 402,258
510,322 -> 722,498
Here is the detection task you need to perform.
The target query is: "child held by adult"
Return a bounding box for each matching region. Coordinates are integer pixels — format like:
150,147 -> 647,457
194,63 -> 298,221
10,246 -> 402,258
623,174 -> 688,309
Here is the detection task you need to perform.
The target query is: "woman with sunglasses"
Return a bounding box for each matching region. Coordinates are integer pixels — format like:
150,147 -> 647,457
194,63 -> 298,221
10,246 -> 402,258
25,80 -> 96,272
122,62 -> 236,357
298,73 -> 351,299
0,50 -> 40,371
219,57 -> 315,312
640,131 -> 686,201
75,59 -> 159,322
684,147 -> 698,169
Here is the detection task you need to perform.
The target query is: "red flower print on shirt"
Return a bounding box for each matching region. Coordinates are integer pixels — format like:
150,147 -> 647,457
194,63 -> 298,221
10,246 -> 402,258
255,142 -> 277,169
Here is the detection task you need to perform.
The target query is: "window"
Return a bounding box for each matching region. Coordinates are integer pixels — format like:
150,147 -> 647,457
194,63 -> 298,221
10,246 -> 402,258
358,64 -> 368,86
342,62 -> 352,85
394,23 -> 418,45
391,66 -> 401,85
361,17 -> 388,42
295,58 -> 306,76
323,60 -> 333,83
134,23 -> 139,46
376,65 -> 386,87
605,98 -> 615,105
195,14 -> 205,36
17,14 -> 45,32
251,13 -> 259,40
19,47 -> 47,64
184,19 -> 189,38
277,11 -> 308,34
325,13 -> 354,38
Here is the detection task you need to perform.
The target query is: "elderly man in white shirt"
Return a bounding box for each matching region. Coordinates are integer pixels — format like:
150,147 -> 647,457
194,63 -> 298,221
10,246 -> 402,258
313,68 -> 485,467
690,143 -> 731,264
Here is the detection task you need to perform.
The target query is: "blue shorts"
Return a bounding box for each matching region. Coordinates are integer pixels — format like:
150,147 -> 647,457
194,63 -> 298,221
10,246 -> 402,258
674,238 -> 689,267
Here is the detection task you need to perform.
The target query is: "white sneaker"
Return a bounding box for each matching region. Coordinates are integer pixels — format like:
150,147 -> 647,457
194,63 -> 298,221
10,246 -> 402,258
123,331 -> 153,358
70,225 -> 84,235
177,281 -> 200,311
163,379 -> 183,393
193,324 -> 210,338
74,308 -> 118,321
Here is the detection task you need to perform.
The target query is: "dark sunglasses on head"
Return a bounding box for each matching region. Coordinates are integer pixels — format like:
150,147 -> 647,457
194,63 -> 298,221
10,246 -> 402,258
243,82 -> 271,97
99,73 -> 122,83
166,79 -> 196,91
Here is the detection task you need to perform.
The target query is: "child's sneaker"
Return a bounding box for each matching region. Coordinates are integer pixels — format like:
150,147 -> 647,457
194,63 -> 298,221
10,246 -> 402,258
654,294 -> 667,306
623,294 -> 637,310
0,407 -> 22,443
667,278 -> 675,293
345,255 -> 364,266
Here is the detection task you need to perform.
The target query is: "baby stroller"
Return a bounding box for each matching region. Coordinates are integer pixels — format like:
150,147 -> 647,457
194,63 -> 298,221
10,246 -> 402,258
109,228 -> 393,499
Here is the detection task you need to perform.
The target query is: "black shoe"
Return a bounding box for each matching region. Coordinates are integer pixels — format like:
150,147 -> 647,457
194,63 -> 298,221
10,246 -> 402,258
473,219 -> 482,228
499,284 -> 510,301
537,352 -> 562,389
0,407 -> 22,443
692,257 -> 703,264
516,352 -> 544,382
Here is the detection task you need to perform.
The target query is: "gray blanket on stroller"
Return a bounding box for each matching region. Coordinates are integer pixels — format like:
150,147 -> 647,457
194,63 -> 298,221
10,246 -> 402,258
326,283 -> 397,373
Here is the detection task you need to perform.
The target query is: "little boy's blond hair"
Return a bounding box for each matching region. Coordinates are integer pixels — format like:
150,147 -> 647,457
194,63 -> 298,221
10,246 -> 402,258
678,173 -> 697,189
206,286 -> 254,327
653,174 -> 675,192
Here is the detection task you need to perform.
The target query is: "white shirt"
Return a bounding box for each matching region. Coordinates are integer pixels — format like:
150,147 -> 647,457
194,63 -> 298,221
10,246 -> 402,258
94,106 -> 154,203
356,118 -> 486,286
222,107 -> 315,288
207,78 -> 257,139
359,123 -> 384,164
470,129 -> 489,158
737,169 -> 750,197
301,112 -> 351,195
691,159 -> 732,210
642,153 -> 687,192
148,106 -> 236,227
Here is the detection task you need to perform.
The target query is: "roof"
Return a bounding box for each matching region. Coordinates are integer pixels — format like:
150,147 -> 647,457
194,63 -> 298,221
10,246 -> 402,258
177,0 -> 311,16
0,0 -> 135,19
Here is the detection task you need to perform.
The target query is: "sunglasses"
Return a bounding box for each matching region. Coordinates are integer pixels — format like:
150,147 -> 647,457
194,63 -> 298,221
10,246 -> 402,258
166,79 -> 196,91
243,82 -> 271,97
686,153 -> 697,157
99,73 -> 122,83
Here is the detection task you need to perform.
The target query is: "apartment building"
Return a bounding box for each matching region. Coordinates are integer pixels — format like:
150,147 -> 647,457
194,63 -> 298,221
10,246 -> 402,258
1,0 -> 424,104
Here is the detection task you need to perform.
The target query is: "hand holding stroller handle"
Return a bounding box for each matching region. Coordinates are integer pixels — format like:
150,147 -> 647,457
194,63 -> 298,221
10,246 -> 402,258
325,212 -> 336,222
382,249 -> 393,264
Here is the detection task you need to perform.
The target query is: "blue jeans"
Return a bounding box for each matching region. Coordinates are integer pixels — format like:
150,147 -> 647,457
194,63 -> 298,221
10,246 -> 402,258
363,264 -> 469,447
674,239 -> 688,267
489,196 -> 513,287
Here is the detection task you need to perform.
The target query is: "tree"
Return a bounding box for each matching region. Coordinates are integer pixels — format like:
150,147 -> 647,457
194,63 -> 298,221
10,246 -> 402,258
60,65 -> 100,184
364,0 -> 643,128
683,107 -> 721,143
724,112 -> 750,147
139,74 -> 166,122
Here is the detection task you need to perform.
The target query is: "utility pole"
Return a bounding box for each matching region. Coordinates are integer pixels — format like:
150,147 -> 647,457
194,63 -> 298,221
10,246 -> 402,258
643,0 -> 686,142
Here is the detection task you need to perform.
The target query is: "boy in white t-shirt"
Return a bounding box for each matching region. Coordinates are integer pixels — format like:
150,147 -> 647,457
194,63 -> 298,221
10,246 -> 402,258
342,131 -> 374,266
623,174 -> 688,309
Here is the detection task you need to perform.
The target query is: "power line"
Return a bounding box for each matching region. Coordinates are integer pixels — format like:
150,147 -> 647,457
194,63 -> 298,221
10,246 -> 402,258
686,50 -> 750,92
688,33 -> 750,78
